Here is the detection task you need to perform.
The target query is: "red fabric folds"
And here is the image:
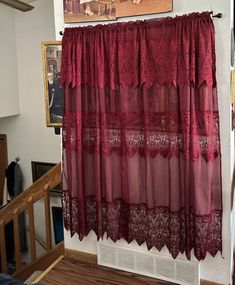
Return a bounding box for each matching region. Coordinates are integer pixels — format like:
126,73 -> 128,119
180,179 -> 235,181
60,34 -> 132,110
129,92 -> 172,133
61,12 -> 216,89
61,12 -> 222,261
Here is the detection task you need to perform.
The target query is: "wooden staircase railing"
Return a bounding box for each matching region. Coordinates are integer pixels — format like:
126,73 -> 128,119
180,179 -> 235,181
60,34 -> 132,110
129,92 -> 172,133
0,162 -> 63,279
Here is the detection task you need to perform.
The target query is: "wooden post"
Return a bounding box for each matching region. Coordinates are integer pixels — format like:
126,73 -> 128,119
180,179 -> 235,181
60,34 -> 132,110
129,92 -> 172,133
13,210 -> 21,271
0,220 -> 7,273
44,189 -> 52,251
28,198 -> 36,262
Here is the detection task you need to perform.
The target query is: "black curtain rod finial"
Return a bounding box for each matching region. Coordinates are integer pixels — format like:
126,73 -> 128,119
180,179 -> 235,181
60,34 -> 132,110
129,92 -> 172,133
213,13 -> 223,18
59,31 -> 64,36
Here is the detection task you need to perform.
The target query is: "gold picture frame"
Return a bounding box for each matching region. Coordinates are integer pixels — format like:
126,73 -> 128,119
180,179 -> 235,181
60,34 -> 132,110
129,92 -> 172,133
41,41 -> 63,127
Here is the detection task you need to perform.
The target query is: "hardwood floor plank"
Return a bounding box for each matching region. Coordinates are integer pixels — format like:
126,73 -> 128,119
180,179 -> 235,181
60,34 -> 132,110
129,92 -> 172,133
41,257 -> 174,285
65,248 -> 97,264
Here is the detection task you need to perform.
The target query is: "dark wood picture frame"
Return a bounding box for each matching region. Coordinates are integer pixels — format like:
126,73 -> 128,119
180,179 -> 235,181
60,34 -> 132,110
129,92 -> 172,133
31,161 -> 61,195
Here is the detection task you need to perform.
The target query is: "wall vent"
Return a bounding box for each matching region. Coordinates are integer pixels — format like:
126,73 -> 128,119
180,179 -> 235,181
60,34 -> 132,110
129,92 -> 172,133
97,242 -> 199,285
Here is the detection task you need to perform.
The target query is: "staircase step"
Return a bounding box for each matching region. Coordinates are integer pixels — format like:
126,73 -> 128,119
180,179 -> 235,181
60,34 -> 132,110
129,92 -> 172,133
24,271 -> 42,285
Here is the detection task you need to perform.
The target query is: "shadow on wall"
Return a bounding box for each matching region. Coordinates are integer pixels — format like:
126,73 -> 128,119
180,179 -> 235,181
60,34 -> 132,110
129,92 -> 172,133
232,166 -> 235,211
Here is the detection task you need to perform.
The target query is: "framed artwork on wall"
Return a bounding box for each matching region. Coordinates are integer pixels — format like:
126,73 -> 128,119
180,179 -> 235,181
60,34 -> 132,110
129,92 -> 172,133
63,0 -> 173,23
116,0 -> 172,18
41,41 -> 63,128
31,161 -> 61,195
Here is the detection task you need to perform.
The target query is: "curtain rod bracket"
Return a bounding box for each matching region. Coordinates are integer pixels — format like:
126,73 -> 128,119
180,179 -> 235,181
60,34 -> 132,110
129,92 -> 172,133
212,13 -> 223,18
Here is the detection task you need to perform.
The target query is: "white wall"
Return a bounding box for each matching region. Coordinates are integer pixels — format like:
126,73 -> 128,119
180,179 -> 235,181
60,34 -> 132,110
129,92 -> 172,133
0,0 -> 61,189
54,0 -> 233,284
0,4 -> 20,117
0,0 -> 61,255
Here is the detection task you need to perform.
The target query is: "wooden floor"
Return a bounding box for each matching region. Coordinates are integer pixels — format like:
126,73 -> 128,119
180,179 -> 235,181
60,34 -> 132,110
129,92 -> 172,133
40,256 -> 175,285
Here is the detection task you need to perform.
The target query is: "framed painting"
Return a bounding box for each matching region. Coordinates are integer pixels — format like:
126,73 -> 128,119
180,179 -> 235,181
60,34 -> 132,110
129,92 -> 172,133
41,41 -> 63,127
64,0 -> 116,23
63,0 -> 172,23
31,161 -> 61,195
116,0 -> 172,18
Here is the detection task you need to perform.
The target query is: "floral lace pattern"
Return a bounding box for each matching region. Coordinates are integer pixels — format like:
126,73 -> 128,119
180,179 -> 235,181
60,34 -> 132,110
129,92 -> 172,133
61,12 -> 216,89
62,192 -> 222,261
63,111 -> 220,161
61,11 -> 222,262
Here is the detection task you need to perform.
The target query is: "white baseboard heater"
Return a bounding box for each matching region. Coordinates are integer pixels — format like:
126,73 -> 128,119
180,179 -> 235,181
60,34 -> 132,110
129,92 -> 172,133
97,242 -> 199,285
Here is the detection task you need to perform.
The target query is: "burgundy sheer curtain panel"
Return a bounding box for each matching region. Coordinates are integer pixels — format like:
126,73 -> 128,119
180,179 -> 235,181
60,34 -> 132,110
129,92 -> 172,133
61,12 -> 222,261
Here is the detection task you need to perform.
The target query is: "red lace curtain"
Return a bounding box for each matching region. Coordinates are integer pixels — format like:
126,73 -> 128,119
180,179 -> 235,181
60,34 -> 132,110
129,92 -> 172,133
61,12 -> 222,260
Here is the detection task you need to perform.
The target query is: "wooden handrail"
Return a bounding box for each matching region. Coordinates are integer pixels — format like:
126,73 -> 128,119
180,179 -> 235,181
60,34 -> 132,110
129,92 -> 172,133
0,162 -> 61,275
0,163 -> 61,225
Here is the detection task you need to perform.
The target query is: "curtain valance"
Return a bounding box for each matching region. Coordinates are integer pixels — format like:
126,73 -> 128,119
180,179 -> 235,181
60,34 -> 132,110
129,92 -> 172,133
61,12 -> 216,89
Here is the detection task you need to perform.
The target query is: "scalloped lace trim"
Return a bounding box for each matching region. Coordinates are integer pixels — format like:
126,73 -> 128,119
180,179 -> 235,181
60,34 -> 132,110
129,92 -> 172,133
63,111 -> 220,162
62,192 -> 222,261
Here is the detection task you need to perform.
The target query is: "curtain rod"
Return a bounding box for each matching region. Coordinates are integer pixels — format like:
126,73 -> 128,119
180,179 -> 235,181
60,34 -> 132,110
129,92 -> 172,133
59,13 -> 223,35
212,13 -> 223,18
